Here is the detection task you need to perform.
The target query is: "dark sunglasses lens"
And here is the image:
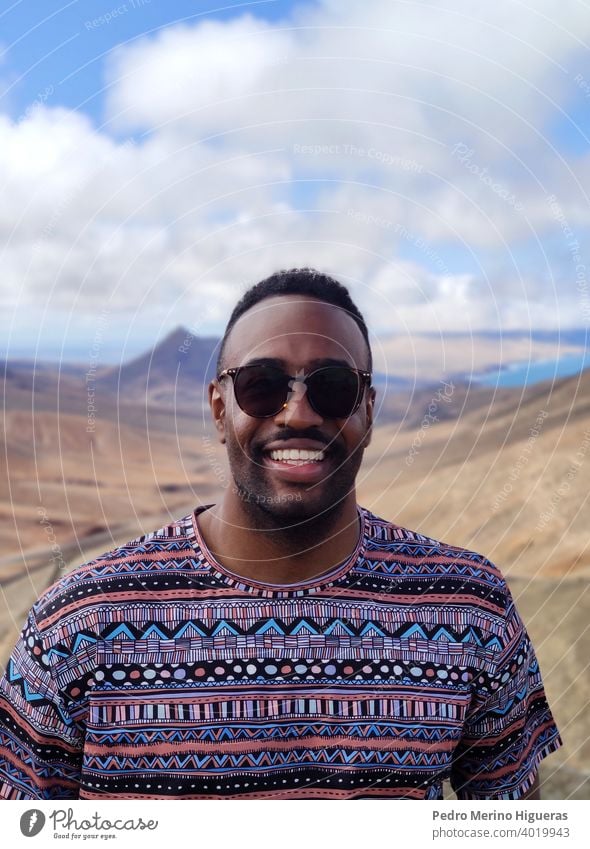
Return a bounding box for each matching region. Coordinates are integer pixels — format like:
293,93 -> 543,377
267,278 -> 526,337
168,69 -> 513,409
233,366 -> 288,417
308,368 -> 362,417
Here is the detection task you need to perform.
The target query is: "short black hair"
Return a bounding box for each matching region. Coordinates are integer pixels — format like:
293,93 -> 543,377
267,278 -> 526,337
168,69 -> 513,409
216,268 -> 372,374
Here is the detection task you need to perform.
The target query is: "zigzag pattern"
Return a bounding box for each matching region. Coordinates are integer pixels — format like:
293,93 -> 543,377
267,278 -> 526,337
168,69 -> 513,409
90,723 -> 452,745
0,504 -> 562,800
85,747 -> 451,772
7,661 -> 46,705
355,561 -> 491,579
80,557 -> 207,576
96,617 -> 497,643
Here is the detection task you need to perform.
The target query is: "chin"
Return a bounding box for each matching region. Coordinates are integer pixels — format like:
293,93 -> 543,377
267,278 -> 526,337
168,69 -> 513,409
258,495 -> 323,523
239,482 -> 350,529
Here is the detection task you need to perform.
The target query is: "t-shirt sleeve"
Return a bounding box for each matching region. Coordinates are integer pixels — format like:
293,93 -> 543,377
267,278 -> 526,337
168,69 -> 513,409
450,583 -> 563,800
0,608 -> 84,799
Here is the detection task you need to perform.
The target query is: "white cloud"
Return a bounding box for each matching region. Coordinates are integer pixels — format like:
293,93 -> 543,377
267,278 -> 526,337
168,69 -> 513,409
2,0 -> 590,352
107,16 -> 295,134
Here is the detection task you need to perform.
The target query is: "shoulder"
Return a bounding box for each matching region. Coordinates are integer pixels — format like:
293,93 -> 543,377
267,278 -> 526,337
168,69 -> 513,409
31,511 -> 199,628
360,504 -> 501,566
358,505 -> 511,605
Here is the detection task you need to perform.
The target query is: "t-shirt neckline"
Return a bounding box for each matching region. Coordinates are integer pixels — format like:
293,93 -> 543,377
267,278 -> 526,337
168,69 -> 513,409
190,503 -> 367,595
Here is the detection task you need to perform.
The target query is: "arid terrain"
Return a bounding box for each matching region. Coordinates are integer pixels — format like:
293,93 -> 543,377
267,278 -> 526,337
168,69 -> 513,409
1,328 -> 588,799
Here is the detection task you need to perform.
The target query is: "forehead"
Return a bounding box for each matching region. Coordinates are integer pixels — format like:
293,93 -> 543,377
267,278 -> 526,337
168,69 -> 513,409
224,295 -> 368,367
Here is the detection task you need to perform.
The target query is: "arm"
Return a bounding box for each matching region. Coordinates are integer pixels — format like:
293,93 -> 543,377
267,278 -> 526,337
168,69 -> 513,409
450,572 -> 562,800
0,610 -> 83,799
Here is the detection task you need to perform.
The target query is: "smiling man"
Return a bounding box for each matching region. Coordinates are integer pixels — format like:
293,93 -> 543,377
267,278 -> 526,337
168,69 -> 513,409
198,282 -> 374,588
0,268 -> 561,800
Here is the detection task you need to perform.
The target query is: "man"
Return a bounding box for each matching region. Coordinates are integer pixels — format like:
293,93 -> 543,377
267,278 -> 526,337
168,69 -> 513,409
0,268 -> 561,800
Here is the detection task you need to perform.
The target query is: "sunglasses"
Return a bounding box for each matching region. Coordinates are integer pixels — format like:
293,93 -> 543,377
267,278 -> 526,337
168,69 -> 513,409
218,364 -> 372,419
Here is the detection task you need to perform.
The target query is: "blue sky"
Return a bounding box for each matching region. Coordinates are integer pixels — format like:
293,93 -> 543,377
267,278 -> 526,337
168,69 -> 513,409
1,0 -> 589,362
2,1 -> 299,124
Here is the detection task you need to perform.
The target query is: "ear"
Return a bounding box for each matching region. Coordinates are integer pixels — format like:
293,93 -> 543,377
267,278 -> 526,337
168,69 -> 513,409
208,379 -> 226,444
361,385 -> 376,449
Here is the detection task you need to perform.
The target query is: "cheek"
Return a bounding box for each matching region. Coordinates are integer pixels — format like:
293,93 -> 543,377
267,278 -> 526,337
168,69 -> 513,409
343,415 -> 371,446
351,425 -> 373,455
224,417 -> 259,457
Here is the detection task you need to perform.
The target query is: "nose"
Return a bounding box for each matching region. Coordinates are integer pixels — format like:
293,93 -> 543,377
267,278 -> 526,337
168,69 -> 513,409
273,378 -> 324,427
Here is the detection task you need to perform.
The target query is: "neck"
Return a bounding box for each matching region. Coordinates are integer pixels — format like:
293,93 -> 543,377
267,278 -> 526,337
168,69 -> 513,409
197,491 -> 360,585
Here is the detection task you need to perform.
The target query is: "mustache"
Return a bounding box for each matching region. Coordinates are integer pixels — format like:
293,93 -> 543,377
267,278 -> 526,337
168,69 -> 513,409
258,428 -> 336,452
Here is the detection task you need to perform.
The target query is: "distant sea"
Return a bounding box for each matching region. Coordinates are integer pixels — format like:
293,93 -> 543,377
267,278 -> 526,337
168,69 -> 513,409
471,351 -> 589,388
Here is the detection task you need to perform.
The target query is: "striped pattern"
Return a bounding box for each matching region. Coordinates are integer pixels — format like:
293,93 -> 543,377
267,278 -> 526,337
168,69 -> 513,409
0,505 -> 561,800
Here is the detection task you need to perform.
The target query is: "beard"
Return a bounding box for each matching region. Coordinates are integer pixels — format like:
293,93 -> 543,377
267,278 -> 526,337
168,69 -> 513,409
224,434 -> 364,547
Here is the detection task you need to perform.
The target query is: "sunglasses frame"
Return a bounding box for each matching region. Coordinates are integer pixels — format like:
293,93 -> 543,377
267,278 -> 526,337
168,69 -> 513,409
217,364 -> 372,419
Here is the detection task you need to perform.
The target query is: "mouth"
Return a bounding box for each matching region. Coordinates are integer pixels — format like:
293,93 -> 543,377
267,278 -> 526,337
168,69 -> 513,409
261,445 -> 333,482
267,447 -> 326,465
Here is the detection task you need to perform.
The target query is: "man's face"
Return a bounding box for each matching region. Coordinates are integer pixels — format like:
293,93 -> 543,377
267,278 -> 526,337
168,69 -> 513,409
209,295 -> 375,527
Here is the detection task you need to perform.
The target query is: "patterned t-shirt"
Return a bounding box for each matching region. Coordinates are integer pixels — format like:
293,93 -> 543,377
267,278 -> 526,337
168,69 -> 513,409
0,505 -> 562,800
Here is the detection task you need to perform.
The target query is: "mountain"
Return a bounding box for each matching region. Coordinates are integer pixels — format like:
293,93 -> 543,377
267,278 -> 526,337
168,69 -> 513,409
97,327 -> 220,403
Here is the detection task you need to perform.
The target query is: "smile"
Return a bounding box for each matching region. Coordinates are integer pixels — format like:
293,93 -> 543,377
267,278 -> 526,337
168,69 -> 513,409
268,448 -> 325,464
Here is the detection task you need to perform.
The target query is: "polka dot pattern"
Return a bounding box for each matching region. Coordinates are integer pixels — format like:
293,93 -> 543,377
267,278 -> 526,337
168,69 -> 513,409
3,506 -> 560,802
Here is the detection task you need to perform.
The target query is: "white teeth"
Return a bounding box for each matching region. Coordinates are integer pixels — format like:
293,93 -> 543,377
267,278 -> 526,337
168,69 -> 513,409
269,448 -> 325,462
